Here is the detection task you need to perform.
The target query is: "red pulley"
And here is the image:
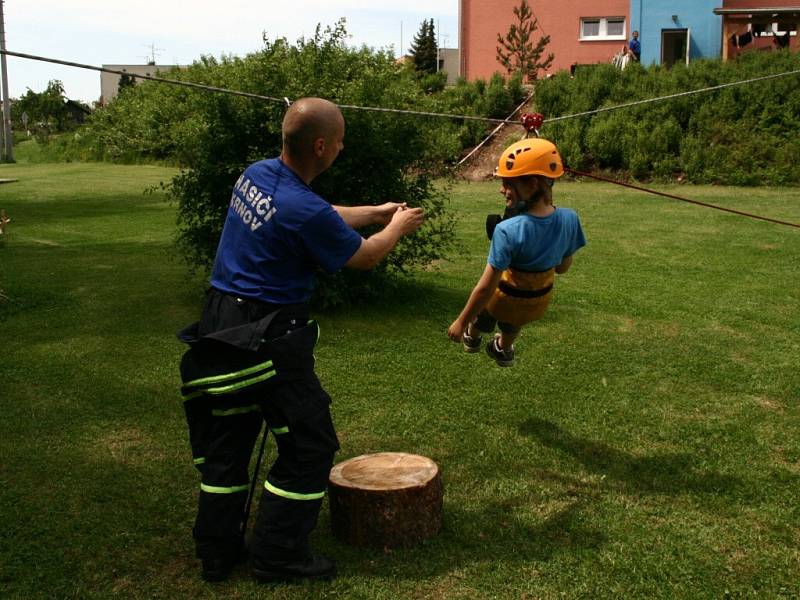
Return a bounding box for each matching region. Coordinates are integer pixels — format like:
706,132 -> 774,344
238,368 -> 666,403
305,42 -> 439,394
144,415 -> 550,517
520,112 -> 544,135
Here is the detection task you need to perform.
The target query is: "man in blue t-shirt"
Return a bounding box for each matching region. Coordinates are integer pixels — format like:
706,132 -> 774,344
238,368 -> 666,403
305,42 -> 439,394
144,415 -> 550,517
627,30 -> 641,61
178,98 -> 423,583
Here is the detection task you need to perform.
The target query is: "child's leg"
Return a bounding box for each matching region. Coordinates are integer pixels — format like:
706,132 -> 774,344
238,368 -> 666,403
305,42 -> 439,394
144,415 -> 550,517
497,321 -> 522,350
469,311 -> 497,338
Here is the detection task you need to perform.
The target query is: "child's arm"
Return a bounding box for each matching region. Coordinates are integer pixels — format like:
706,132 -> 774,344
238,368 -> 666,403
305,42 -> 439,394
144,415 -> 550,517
447,264 -> 503,341
555,255 -> 573,274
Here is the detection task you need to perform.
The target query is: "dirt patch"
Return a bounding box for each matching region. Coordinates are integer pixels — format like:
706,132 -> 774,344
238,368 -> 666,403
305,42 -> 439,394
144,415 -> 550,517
753,395 -> 784,412
96,426 -> 163,466
458,96 -> 537,182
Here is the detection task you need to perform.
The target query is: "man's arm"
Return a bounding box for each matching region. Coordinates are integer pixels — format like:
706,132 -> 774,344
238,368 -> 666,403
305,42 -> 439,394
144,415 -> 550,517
345,206 -> 424,270
447,263 -> 504,341
333,202 -> 407,228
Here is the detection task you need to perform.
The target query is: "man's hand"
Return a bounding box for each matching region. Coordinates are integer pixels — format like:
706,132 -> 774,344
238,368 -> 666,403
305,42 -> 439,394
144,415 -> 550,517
345,206 -> 424,270
388,205 -> 424,236
374,202 -> 408,226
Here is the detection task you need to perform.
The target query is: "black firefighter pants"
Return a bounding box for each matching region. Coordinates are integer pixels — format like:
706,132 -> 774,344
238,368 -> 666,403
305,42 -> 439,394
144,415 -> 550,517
183,370 -> 339,561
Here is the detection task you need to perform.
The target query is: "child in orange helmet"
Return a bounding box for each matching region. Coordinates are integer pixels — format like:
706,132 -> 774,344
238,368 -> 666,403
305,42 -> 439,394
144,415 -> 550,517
447,138 -> 586,366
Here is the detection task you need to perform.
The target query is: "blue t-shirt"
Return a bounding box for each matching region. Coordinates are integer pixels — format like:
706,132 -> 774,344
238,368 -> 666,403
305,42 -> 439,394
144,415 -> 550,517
488,207 -> 586,272
629,38 -> 641,55
210,158 -> 363,304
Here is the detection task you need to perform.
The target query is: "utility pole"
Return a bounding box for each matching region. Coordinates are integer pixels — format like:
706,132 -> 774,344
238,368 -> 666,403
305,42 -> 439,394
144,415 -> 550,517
436,19 -> 440,72
0,0 -> 13,162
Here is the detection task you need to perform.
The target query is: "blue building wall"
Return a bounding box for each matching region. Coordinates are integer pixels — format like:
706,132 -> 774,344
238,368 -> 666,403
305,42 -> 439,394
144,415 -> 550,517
630,0 -> 722,64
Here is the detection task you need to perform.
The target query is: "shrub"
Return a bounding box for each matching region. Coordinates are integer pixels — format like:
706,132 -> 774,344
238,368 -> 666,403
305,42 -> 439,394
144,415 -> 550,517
534,50 -> 800,185
78,22 -> 464,307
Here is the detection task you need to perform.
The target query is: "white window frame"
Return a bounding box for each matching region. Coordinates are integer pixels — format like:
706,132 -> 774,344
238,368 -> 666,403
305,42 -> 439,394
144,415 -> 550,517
580,17 -> 627,41
751,21 -> 797,37
773,22 -> 797,36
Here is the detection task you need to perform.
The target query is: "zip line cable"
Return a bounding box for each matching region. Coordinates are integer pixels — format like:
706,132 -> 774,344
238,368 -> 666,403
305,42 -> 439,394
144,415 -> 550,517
565,168 -> 800,230
546,67 -> 800,123
457,91 -> 534,166
4,49 -> 800,229
5,49 -> 800,126
1,50 -> 287,104
0,50 -> 507,124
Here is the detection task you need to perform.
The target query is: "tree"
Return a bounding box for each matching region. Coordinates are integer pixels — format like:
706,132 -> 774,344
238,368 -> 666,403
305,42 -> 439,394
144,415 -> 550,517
409,19 -> 438,74
11,80 -> 69,134
81,21 -> 456,308
496,0 -> 554,81
117,73 -> 136,95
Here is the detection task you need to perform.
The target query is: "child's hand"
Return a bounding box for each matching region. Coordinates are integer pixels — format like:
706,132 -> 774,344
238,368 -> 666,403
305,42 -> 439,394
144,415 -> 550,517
447,319 -> 466,342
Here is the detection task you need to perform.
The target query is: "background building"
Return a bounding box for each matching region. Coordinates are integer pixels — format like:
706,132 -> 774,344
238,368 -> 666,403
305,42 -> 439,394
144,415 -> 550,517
632,0 -> 722,67
458,0 -> 799,80
100,64 -> 184,105
459,0 -> 630,81
438,48 -> 460,84
716,1 -> 800,60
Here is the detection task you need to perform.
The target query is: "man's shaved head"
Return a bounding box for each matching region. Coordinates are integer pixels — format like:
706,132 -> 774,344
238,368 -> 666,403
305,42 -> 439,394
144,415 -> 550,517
282,98 -> 344,158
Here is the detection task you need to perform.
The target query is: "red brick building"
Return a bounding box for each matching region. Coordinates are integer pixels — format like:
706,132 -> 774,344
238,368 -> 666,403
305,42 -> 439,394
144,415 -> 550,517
716,1 -> 800,60
459,0 -> 630,81
458,1 -> 799,80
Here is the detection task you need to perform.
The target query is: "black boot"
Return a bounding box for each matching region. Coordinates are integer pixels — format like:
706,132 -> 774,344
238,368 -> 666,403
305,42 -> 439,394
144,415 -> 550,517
201,542 -> 248,582
251,554 -> 336,583
202,555 -> 237,582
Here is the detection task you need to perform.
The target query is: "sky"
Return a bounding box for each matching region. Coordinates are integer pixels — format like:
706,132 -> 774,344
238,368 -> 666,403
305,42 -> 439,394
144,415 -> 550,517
3,0 -> 459,104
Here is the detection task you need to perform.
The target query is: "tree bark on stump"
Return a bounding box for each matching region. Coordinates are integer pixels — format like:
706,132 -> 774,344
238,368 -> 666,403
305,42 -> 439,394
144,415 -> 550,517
328,452 -> 443,548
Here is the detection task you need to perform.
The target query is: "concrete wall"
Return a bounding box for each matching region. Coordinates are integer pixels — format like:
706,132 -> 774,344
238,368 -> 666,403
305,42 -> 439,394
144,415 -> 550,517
438,48 -> 459,84
100,64 -> 184,105
631,0 -> 722,65
460,0 -> 629,81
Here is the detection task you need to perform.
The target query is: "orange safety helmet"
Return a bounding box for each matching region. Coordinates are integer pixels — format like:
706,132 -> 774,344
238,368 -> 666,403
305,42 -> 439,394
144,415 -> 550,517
496,138 -> 564,179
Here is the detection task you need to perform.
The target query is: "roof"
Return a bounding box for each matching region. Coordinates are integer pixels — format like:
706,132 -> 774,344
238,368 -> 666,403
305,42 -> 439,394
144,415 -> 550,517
713,7 -> 800,16
65,99 -> 92,114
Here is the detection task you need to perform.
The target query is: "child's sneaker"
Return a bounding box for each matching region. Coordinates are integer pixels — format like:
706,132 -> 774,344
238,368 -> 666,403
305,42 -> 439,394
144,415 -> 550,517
486,333 -> 515,367
462,330 -> 482,353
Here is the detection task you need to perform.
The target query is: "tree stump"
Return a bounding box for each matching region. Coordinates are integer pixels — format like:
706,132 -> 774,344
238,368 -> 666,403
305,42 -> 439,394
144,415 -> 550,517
328,452 -> 443,549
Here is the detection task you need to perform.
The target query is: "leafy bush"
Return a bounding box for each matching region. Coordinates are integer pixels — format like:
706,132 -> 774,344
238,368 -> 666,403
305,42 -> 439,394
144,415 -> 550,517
73,23 -> 465,307
69,21 -> 529,306
536,51 -> 800,185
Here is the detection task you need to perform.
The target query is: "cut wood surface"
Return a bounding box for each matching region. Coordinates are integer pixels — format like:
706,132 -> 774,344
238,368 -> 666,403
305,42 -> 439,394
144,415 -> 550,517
329,452 -> 443,548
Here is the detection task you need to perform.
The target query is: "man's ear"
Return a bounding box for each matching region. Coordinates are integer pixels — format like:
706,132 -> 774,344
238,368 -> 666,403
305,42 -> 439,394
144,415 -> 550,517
313,138 -> 326,157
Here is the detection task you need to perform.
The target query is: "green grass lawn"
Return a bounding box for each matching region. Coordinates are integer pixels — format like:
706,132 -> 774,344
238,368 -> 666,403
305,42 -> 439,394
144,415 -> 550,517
1,162 -> 798,599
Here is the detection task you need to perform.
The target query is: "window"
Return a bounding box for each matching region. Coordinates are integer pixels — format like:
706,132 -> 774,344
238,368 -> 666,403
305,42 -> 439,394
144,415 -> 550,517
582,19 -> 600,38
580,17 -> 627,41
607,18 -> 625,37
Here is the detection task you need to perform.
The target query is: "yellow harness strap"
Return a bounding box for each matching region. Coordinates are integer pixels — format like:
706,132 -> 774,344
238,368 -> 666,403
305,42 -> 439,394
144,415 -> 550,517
486,268 -> 555,326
